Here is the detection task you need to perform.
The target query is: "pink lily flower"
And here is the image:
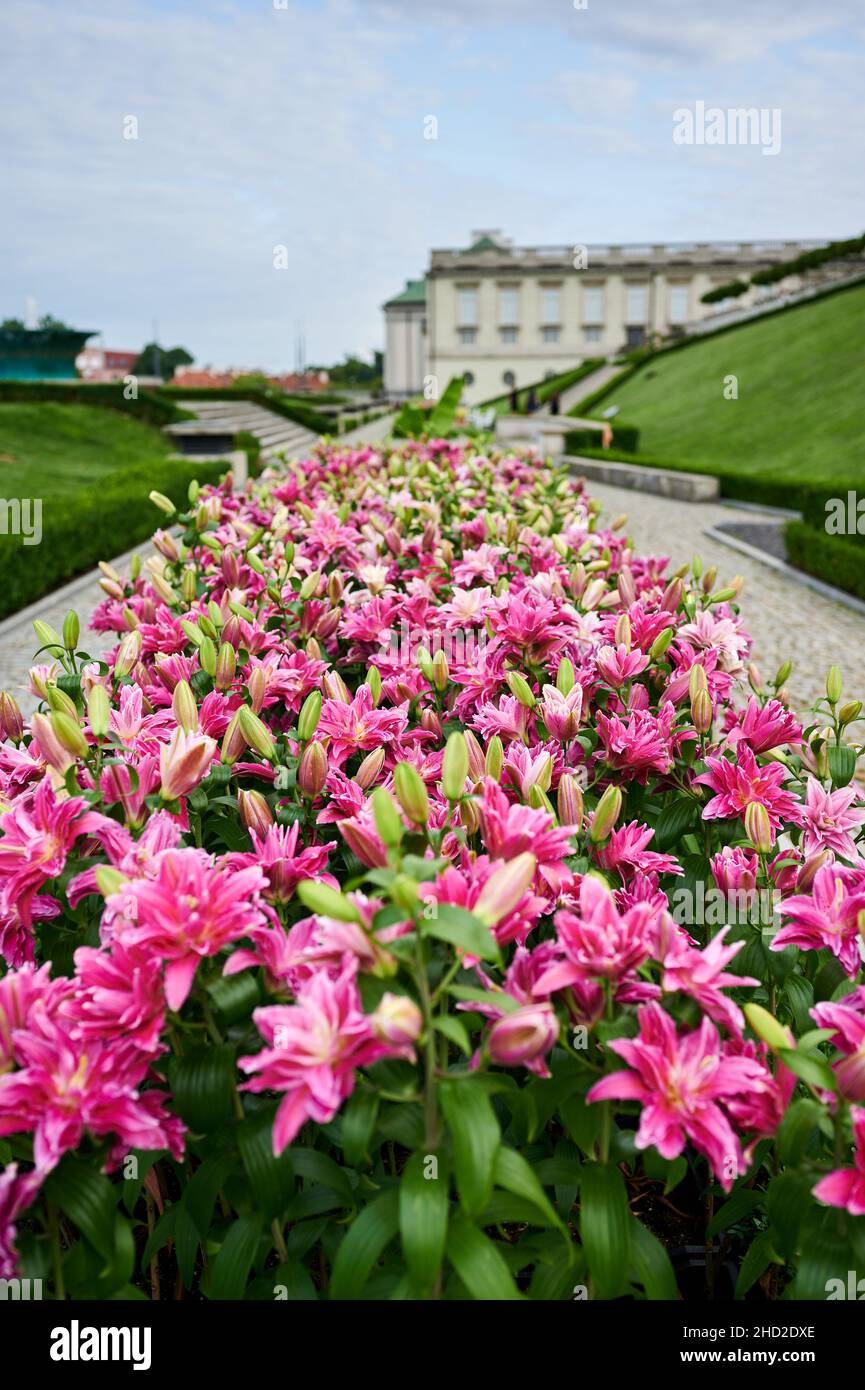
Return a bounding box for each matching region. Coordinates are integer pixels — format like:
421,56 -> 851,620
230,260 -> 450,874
800,776 -> 865,862
813,1108 -> 865,1216
587,1003 -> 767,1190
771,863 -> 865,978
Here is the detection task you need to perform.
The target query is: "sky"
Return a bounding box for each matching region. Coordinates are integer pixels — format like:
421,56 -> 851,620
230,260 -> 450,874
2,0 -> 863,369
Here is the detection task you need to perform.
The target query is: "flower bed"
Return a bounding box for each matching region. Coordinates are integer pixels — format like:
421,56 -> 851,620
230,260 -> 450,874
0,440 -> 863,1301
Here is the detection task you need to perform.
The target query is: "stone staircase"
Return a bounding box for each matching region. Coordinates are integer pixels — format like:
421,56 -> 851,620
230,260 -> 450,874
166,398 -> 319,461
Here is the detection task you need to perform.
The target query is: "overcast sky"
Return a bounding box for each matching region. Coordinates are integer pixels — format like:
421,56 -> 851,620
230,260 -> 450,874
2,0 -> 863,369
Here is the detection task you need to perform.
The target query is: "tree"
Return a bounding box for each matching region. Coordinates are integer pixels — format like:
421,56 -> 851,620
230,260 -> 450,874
133,343 -> 194,380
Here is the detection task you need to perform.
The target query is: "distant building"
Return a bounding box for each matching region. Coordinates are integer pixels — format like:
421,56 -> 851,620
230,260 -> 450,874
76,347 -> 138,382
172,367 -> 329,391
382,279 -> 427,399
0,326 -> 96,380
383,230 -> 824,403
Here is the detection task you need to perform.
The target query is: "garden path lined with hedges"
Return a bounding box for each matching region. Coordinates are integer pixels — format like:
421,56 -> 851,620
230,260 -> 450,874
585,478 -> 865,709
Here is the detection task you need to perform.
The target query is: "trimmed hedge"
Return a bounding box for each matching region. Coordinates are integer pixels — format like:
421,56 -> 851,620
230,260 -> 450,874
0,381 -> 190,430
565,421 -> 640,454
784,519 -> 865,602
158,386 -> 333,435
481,358 -> 604,415
563,444 -> 865,515
0,456 -> 230,620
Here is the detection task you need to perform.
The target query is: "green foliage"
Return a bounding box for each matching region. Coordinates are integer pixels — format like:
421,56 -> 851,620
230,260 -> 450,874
564,422 -> 641,454
701,280 -> 750,304
784,520 -> 865,602
392,375 -> 464,438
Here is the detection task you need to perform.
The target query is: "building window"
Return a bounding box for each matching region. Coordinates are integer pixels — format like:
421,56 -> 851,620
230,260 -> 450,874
502,370 -> 516,387
583,285 -> 604,324
541,285 -> 562,324
584,326 -> 602,344
668,284 -> 689,324
463,371 -> 475,386
541,326 -> 560,344
626,285 -> 648,324
498,285 -> 519,325
457,286 -> 478,326
499,326 -> 518,344
457,327 -> 477,345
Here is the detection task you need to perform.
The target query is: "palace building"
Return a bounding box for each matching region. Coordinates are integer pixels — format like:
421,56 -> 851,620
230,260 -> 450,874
383,230 -> 822,403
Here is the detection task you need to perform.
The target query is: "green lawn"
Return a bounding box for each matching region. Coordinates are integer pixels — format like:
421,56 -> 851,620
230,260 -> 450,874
588,283 -> 865,489
0,402 -> 173,497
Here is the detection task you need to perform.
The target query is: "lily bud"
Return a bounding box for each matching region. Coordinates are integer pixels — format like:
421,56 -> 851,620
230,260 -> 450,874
299,570 -> 322,601
355,746 -> 385,789
614,613 -> 632,647
796,849 -> 833,891
488,1003 -> 559,1070
296,879 -> 362,923
30,712 -> 75,772
701,566 -> 717,594
691,688 -> 713,734
432,649 -> 449,691
649,626 -> 673,660
95,866 -> 130,898
51,709 -> 89,758
774,661 -> 792,687
0,690 -> 24,742
366,666 -> 382,706
87,684 -> 110,739
748,663 -> 764,692
474,852 -> 537,927
417,648 -> 434,683
62,610 -> 80,651
826,666 -> 843,704
247,666 -> 267,713
688,664 -> 708,701
617,570 -> 636,607
507,671 -> 536,709
114,629 -> 142,679
298,690 -> 323,741
744,801 -> 772,854
371,993 -> 422,1047
372,786 -> 405,847
198,635 -> 217,677
463,729 -> 486,781
839,700 -> 862,727
238,788 -> 274,837
221,711 -> 246,765
590,784 -> 622,844
393,762 -> 430,826
214,642 -> 236,692
298,740 -> 328,798
556,658 -> 575,696
148,490 -> 175,514
390,875 -> 420,914
661,577 -> 683,613
744,1003 -> 793,1053
557,773 -> 584,832
159,727 -> 217,800
459,795 -> 480,835
238,707 -> 277,761
442,731 -> 469,800
322,671 -> 350,703
485,735 -> 504,782
46,685 -> 78,718
420,708 -> 443,740
709,586 -> 738,605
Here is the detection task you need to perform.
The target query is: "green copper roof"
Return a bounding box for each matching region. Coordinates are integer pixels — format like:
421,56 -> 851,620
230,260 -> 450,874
462,235 -> 509,254
384,278 -> 427,307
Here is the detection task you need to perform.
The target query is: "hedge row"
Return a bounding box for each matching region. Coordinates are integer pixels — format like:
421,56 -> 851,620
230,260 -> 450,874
481,358 -> 605,415
0,381 -> 190,430
561,445 -> 864,516
784,520 -> 865,602
564,422 -> 641,453
0,457 -> 230,620
158,386 -> 334,435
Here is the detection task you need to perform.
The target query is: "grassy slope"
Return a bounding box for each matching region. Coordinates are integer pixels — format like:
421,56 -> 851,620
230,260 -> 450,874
0,403 -> 173,497
589,284 -> 865,487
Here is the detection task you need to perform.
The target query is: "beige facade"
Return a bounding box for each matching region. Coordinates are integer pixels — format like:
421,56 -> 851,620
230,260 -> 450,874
384,231 -> 823,404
